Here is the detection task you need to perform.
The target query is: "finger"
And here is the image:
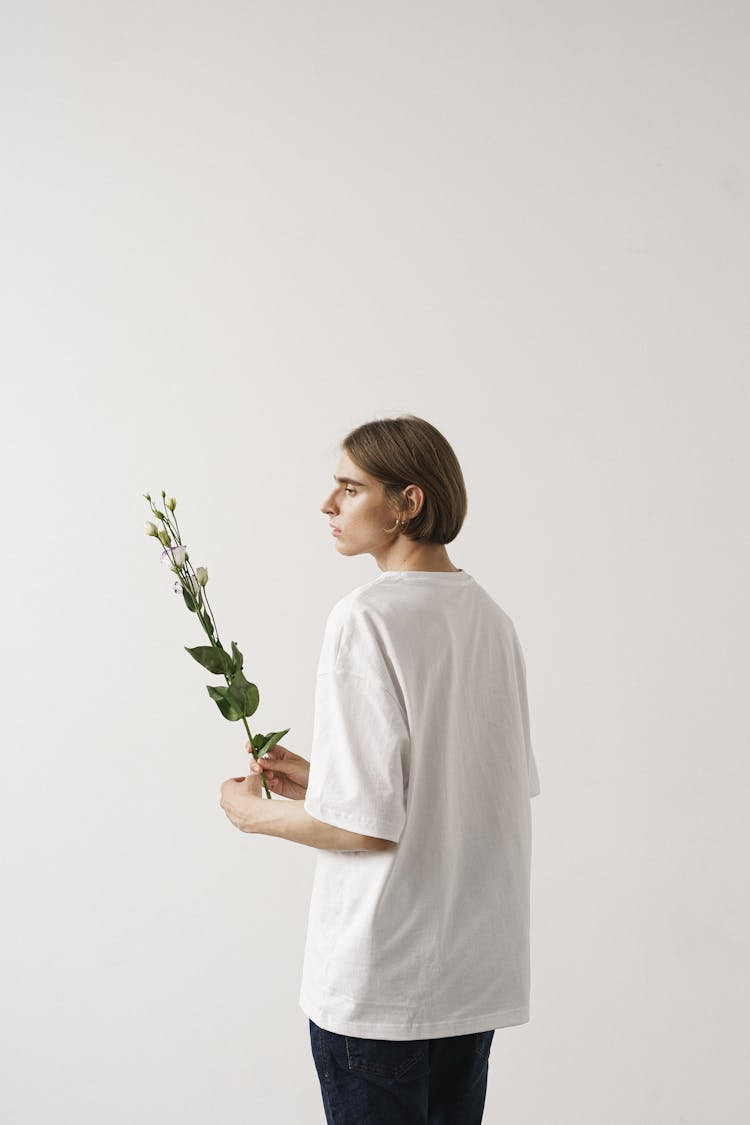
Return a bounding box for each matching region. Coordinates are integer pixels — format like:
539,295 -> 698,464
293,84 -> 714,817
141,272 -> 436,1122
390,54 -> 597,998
250,759 -> 276,778
248,760 -> 273,781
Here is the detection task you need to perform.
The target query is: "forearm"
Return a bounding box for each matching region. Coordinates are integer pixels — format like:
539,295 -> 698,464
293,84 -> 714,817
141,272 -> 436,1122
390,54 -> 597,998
250,796 -> 378,851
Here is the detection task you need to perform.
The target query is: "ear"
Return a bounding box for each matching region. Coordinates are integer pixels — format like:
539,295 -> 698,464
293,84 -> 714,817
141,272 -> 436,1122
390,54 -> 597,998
403,484 -> 424,519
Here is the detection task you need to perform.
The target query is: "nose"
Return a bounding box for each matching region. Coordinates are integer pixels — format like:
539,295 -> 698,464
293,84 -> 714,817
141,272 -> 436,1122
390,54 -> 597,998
320,492 -> 337,516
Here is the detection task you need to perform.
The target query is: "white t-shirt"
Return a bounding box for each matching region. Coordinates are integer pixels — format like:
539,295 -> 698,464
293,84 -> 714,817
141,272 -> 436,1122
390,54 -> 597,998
299,568 -> 541,1041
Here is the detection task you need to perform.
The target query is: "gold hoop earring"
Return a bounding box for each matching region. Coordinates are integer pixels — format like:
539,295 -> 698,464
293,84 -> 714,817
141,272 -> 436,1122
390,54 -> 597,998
382,515 -> 405,534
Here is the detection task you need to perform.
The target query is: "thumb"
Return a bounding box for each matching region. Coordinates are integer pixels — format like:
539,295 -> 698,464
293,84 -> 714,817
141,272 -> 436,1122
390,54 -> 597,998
245,768 -> 263,793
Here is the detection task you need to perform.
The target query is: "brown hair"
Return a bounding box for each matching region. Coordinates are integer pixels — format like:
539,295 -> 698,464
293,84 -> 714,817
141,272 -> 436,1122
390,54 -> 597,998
340,414 -> 467,545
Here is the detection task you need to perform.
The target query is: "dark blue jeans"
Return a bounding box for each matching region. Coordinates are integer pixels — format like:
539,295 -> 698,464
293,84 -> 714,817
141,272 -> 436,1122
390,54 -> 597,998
309,1017 -> 495,1124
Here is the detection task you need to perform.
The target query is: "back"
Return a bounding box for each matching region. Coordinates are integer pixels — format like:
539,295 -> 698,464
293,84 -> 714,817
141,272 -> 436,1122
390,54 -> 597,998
299,568 -> 541,1041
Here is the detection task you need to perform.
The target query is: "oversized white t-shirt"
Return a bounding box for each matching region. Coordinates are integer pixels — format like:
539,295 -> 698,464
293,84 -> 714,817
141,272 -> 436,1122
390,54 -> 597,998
299,568 -> 540,1041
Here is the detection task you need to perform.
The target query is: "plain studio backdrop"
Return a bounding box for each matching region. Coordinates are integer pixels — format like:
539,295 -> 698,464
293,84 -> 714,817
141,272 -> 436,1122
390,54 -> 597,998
1,3 -> 748,1123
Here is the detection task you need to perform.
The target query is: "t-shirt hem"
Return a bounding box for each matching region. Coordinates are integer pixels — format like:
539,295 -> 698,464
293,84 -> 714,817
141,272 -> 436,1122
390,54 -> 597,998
303,795 -> 403,844
299,992 -> 530,1040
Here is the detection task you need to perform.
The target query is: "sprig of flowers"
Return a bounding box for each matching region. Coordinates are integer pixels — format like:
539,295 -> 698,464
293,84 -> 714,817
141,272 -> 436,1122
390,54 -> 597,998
144,490 -> 290,798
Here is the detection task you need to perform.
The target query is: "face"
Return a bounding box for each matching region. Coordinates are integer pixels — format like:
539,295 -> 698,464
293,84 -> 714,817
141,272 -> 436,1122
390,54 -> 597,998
320,451 -> 414,558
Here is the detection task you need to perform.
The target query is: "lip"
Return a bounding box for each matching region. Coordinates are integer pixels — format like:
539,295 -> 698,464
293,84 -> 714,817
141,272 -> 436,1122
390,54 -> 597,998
331,527 -> 341,536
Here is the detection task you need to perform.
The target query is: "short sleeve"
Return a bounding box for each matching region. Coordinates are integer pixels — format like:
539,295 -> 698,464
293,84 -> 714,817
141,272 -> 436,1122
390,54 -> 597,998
304,667 -> 409,844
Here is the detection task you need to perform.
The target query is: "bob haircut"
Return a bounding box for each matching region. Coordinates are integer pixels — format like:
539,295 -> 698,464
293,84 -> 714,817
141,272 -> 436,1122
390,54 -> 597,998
340,414 -> 467,545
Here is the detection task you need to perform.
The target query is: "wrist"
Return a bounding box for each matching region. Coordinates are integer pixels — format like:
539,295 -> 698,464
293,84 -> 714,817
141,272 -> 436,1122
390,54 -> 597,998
247,792 -> 271,833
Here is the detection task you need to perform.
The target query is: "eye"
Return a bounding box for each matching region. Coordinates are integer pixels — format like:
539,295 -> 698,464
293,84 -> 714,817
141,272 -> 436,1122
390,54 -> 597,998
344,488 -> 357,496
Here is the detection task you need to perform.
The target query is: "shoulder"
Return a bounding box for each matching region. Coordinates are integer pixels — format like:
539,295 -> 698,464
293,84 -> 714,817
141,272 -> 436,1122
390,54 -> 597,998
324,576 -> 391,638
319,580 -> 399,687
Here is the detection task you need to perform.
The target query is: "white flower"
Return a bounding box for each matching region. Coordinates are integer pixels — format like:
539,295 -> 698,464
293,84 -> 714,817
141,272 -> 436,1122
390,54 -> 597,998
196,566 -> 209,586
144,521 -> 159,536
161,544 -> 187,567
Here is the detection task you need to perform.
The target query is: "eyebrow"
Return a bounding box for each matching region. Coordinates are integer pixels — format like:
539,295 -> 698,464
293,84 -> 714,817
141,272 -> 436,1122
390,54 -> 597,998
333,474 -> 367,487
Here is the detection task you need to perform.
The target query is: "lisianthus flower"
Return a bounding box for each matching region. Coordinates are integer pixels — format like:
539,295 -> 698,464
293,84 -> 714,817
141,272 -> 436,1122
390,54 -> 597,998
162,544 -> 188,567
143,487 -> 290,801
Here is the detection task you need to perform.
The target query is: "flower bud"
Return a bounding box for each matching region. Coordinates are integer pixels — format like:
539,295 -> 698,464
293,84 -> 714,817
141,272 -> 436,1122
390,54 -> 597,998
143,492 -> 152,501
144,520 -> 158,536
196,566 -> 209,586
155,510 -> 166,521
166,496 -> 176,511
158,529 -> 171,547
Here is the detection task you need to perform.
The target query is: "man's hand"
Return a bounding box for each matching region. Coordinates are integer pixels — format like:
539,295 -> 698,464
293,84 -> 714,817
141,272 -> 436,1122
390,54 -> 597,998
220,771 -> 397,851
219,769 -> 263,833
246,739 -> 310,799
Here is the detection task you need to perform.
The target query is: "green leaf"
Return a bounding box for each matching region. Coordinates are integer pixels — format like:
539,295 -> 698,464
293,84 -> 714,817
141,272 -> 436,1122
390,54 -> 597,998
226,667 -> 259,718
182,587 -> 199,612
206,684 -> 245,721
257,728 -> 291,758
185,644 -> 232,675
230,640 -> 244,676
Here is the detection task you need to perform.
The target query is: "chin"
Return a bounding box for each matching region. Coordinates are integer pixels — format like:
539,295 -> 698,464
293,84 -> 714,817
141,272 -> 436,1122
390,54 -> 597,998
334,538 -> 360,558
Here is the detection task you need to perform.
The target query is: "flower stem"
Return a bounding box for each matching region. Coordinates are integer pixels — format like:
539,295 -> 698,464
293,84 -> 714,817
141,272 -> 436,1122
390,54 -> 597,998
152,498 -> 273,799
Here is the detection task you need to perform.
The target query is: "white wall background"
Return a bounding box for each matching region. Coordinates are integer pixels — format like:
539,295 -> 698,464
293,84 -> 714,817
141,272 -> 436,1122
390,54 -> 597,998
2,2 -> 748,1122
